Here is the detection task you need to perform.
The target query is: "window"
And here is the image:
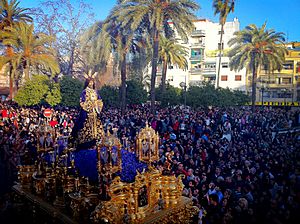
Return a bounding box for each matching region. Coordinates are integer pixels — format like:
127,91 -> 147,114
222,63 -> 229,68
192,64 -> 201,69
168,65 -> 174,69
283,61 -> 293,69
218,43 -> 224,50
221,75 -> 228,81
235,75 -> 242,81
282,77 -> 292,84
205,63 -> 216,69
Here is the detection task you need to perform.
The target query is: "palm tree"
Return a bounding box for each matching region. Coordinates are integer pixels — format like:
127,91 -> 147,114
79,21 -> 111,74
115,0 -> 199,113
0,23 -> 60,81
102,10 -> 145,115
228,23 -> 286,111
0,0 -> 32,29
213,0 -> 235,88
0,0 -> 32,98
159,37 -> 188,93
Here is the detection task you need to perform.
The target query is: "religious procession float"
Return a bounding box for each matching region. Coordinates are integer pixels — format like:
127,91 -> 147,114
13,72 -> 198,224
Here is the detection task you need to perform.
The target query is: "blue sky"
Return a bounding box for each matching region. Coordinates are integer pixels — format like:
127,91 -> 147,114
21,0 -> 300,42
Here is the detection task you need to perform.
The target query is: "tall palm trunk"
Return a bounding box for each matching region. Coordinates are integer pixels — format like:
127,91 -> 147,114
120,53 -> 127,115
6,46 -> 14,99
251,54 -> 257,112
161,60 -> 168,93
150,28 -> 160,114
24,60 -> 30,81
9,65 -> 13,99
216,24 -> 224,88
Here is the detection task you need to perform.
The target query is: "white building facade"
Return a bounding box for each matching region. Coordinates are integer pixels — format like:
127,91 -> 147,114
148,18 -> 246,91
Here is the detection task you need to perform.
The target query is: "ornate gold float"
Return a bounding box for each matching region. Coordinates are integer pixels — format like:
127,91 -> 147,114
14,112 -> 197,224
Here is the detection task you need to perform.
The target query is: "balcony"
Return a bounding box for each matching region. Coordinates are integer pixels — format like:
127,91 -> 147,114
189,68 -> 202,75
202,68 -> 216,77
190,55 -> 203,61
191,42 -> 205,48
191,30 -> 205,37
280,69 -> 294,74
266,83 -> 293,89
202,67 -> 216,72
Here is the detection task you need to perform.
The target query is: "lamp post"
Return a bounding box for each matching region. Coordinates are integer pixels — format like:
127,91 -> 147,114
179,80 -> 187,109
282,88 -> 288,106
261,86 -> 265,106
261,85 -> 269,107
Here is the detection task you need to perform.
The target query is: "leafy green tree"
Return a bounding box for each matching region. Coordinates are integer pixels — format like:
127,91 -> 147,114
186,84 -> 218,108
115,0 -> 199,113
156,85 -> 181,107
126,80 -> 147,105
0,0 -> 32,98
184,82 -> 248,108
217,87 -> 234,106
14,74 -> 49,106
60,76 -> 83,107
159,37 -> 188,93
99,85 -> 119,108
213,0 -> 235,88
232,89 -> 250,105
45,82 -> 61,106
228,23 -> 286,111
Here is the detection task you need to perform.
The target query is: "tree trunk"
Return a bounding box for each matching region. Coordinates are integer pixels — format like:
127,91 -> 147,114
120,53 -> 127,115
161,60 -> 168,93
150,28 -> 160,114
67,46 -> 75,76
9,65 -> 13,100
251,59 -> 257,112
6,46 -> 14,99
24,61 -> 30,81
216,24 -> 224,88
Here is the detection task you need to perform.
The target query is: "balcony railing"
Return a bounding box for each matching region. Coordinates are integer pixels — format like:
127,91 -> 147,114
189,68 -> 202,74
191,30 -> 205,37
202,68 -> 216,73
190,55 -> 203,60
266,83 -> 293,88
280,69 -> 294,74
191,42 -> 205,48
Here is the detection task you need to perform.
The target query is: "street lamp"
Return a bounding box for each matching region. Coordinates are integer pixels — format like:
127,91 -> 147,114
179,81 -> 187,109
282,88 -> 288,106
260,84 -> 269,106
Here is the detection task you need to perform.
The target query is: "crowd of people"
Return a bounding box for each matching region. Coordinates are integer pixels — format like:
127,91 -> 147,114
1,99 -> 300,224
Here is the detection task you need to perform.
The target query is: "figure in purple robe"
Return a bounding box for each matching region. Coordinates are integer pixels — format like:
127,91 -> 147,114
71,78 -> 104,149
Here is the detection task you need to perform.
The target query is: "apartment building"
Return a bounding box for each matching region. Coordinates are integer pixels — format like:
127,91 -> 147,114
150,18 -> 246,91
249,42 -> 300,106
